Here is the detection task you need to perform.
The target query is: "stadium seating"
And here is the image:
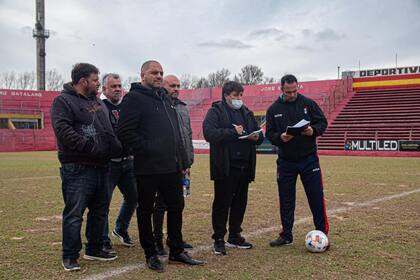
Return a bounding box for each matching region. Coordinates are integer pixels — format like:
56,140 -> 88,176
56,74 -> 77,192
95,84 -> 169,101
318,88 -> 420,150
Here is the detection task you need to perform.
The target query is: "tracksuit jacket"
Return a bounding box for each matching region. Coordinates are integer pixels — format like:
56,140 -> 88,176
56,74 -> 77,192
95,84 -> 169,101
266,93 -> 327,161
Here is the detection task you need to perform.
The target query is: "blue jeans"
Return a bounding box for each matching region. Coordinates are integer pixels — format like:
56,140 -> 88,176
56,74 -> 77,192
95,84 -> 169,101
103,158 -> 137,243
60,163 -> 109,259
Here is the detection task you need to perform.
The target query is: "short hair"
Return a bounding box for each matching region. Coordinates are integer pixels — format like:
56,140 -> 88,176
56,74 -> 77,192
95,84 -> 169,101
222,81 -> 244,100
141,60 -> 160,73
280,74 -> 298,87
102,73 -> 121,86
71,63 -> 99,84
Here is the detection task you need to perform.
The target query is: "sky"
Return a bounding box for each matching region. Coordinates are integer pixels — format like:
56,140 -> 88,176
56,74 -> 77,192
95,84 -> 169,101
0,0 -> 419,82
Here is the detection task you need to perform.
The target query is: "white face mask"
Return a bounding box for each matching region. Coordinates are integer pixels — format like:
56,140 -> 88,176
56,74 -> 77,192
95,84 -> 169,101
231,99 -> 243,109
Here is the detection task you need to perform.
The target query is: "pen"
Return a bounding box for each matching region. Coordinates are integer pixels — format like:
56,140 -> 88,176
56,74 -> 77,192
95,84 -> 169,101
232,123 -> 246,134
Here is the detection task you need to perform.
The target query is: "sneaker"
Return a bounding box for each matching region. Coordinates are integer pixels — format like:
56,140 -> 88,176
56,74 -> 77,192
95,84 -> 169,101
226,236 -> 253,249
269,237 -> 293,247
213,239 -> 226,255
102,241 -> 116,254
62,258 -> 80,271
84,249 -> 118,261
112,229 -> 134,247
146,254 -> 164,272
156,242 -> 168,256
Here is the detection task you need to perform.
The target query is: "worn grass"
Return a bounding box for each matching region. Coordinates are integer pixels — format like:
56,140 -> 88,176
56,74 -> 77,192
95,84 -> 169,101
0,152 -> 419,280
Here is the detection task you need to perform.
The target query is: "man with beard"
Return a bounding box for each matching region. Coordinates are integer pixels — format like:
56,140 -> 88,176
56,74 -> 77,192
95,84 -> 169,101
265,74 -> 329,248
100,73 -> 137,253
118,61 -> 204,272
51,63 -> 121,271
152,74 -> 194,256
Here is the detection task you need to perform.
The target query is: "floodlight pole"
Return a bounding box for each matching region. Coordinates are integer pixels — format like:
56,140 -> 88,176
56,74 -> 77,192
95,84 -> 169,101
33,0 -> 49,90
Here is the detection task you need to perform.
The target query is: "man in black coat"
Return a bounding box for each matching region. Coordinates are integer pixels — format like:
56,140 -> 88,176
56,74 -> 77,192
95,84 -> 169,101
203,81 -> 264,255
265,74 -> 329,248
51,63 -> 121,271
117,60 -> 204,272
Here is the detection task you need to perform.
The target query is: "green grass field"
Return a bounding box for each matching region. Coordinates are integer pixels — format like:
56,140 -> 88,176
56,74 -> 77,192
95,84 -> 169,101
0,152 -> 419,280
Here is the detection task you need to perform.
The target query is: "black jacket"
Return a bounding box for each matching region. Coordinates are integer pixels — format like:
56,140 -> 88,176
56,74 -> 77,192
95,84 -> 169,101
51,83 -> 122,165
117,83 -> 188,175
203,101 -> 264,182
266,93 -> 327,161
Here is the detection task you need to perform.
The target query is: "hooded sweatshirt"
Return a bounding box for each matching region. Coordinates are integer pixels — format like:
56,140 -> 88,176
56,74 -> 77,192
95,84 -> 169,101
51,83 -> 122,165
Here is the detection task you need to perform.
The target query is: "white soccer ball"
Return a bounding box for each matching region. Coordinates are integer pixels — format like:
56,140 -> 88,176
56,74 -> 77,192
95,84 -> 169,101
305,230 -> 329,253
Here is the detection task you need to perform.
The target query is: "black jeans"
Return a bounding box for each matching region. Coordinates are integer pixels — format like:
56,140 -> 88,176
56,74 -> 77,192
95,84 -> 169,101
136,172 -> 184,258
60,163 -> 109,259
103,159 -> 137,243
212,168 -> 250,241
152,192 -> 167,243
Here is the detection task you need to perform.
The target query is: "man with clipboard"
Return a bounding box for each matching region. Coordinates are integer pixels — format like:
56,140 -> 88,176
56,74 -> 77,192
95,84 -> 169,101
265,74 -> 329,248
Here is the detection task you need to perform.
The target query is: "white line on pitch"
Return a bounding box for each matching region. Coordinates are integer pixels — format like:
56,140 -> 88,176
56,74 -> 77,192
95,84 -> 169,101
82,187 -> 420,280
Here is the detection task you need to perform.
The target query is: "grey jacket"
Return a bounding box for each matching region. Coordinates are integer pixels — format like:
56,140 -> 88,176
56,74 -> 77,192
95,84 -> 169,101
172,97 -> 194,168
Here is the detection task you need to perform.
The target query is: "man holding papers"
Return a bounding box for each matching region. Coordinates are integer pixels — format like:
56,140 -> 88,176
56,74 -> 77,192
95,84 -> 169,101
203,81 -> 264,255
266,74 -> 329,248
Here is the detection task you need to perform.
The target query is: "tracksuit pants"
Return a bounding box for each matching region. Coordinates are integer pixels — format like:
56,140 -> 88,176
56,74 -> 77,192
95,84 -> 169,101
276,153 -> 328,241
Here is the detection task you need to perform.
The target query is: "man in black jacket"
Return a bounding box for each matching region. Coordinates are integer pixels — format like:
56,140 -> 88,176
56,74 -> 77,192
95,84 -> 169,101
203,81 -> 264,255
265,74 -> 329,247
117,60 -> 204,272
100,73 -> 137,252
51,63 -> 121,271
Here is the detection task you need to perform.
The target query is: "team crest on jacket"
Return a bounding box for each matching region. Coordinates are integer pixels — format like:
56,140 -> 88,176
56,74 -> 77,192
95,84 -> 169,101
304,106 -> 308,114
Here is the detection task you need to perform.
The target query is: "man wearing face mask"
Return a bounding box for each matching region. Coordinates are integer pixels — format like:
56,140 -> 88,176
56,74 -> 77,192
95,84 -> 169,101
203,81 -> 264,255
265,74 -> 329,248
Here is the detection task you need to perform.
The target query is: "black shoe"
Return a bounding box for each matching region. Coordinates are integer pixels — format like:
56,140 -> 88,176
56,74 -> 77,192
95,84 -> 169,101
156,242 -> 168,256
102,241 -> 116,254
269,237 -> 293,247
169,251 -> 205,265
62,258 -> 80,271
84,249 -> 118,261
181,241 -> 193,249
146,255 -> 164,272
213,239 -> 226,255
226,236 -> 253,249
112,229 -> 134,247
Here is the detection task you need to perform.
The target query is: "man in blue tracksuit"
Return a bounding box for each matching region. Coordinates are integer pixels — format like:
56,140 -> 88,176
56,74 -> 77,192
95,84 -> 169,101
266,74 -> 329,247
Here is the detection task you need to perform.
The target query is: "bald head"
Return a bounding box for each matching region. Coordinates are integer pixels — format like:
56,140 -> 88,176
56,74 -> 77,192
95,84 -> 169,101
140,60 -> 163,89
163,75 -> 181,98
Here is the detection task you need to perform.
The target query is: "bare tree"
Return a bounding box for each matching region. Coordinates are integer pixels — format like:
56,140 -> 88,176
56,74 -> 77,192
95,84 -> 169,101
123,76 -> 139,90
238,64 -> 264,85
46,69 -> 64,90
192,77 -> 210,88
208,68 -> 231,88
180,73 -> 193,89
16,72 -> 36,90
0,71 -> 17,89
262,76 -> 277,84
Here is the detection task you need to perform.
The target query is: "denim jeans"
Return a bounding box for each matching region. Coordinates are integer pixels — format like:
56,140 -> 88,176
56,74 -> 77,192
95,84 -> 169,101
103,158 -> 137,243
60,163 -> 109,259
